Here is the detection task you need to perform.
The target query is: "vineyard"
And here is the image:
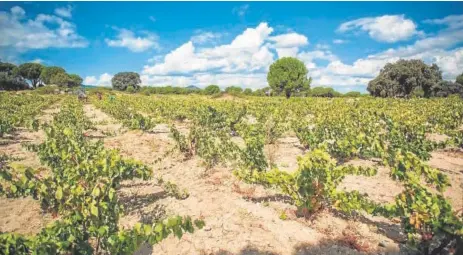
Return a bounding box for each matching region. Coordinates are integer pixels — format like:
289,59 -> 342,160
1,91 -> 463,254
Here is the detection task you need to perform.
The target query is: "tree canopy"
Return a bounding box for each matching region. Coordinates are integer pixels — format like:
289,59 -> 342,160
343,91 -> 362,97
0,62 -> 28,91
40,66 -> 66,85
243,88 -> 253,95
0,62 -> 17,74
267,57 -> 311,99
50,72 -> 71,87
309,87 -> 342,97
68,74 -> 83,87
456,72 -> 463,85
111,72 -> 141,91
203,85 -> 221,95
225,86 -> 243,95
367,59 -> 442,98
15,63 -> 44,88
431,80 -> 463,97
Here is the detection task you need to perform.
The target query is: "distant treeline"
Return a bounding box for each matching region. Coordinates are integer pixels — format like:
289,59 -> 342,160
84,84 -> 366,98
0,61 -> 82,90
2,58 -> 462,98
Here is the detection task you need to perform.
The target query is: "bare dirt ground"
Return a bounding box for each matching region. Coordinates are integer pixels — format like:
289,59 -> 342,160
1,103 -> 462,255
0,197 -> 54,235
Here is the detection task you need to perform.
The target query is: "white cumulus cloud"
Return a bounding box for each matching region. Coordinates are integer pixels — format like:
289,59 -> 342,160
338,15 -> 419,43
190,31 -> 222,44
105,28 -> 159,52
423,15 -> 463,30
0,6 -> 88,50
84,73 -> 113,87
143,22 -> 276,76
268,33 -> 308,48
54,5 -> 73,19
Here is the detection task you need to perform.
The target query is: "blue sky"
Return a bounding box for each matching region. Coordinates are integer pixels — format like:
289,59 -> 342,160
1,2 -> 462,92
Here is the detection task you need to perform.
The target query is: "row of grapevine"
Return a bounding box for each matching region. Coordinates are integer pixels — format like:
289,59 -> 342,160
0,97 -> 204,254
0,93 -> 60,137
91,96 -> 157,131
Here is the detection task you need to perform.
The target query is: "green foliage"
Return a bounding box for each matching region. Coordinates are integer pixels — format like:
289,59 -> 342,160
0,62 -> 17,73
267,57 -> 311,98
235,148 -> 378,215
0,73 -> 29,91
367,59 -> 442,98
431,80 -> 463,98
68,74 -> 83,87
15,63 -> 44,88
141,86 -> 191,95
309,86 -> 342,97
40,66 -> 66,85
343,91 -> 362,97
225,86 -> 243,95
236,123 -> 268,172
376,150 -> 462,255
0,62 -> 26,91
243,88 -> 253,95
170,106 -> 240,168
0,93 -> 59,137
111,72 -> 141,91
92,96 -> 156,131
456,72 -> 463,85
126,86 -> 136,93
203,85 -> 221,95
49,72 -> 71,87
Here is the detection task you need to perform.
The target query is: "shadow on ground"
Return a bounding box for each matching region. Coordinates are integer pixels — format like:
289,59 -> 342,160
134,239 -> 414,255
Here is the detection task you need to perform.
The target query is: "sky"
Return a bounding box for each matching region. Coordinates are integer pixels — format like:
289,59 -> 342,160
0,2 -> 462,93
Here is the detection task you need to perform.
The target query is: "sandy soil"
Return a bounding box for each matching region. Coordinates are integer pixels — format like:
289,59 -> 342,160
83,103 -> 125,137
338,159 -> 404,204
428,149 -> 463,210
0,197 -> 54,235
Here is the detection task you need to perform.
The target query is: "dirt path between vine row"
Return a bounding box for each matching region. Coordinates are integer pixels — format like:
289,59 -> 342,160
82,103 -> 412,255
0,101 -> 62,235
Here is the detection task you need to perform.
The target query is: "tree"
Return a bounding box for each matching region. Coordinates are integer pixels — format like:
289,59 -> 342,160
267,57 -> 311,99
309,87 -> 341,97
50,73 -> 71,87
15,63 -> 44,88
68,74 -> 83,87
432,81 -> 463,97
225,86 -> 243,95
40,66 -> 66,85
456,72 -> 463,85
0,62 -> 28,90
0,62 -> 17,74
343,91 -> 362,97
203,85 -> 221,95
243,88 -> 253,95
367,59 -> 442,98
111,72 -> 141,91
0,73 -> 29,91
